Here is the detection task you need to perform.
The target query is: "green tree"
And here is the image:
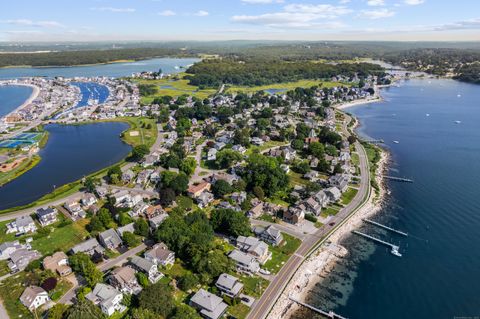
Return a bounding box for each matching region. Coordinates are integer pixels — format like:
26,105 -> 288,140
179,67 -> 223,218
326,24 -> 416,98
83,177 -> 100,194
177,273 -> 199,291
98,208 -> 114,228
243,153 -> 289,196
136,272 -> 149,288
211,209 -> 251,237
159,188 -> 176,206
179,157 -> 197,176
233,128 -> 251,147
138,282 -> 175,318
212,180 -> 233,198
65,299 -> 106,319
171,305 -> 202,319
131,144 -> 150,162
118,212 -> 133,226
309,142 -> 325,159
253,186 -> 265,200
134,218 -> 150,237
215,149 -> 242,169
123,231 -> 140,248
131,308 -> 159,319
86,216 -> 105,233
69,253 -> 103,287
48,304 -> 69,319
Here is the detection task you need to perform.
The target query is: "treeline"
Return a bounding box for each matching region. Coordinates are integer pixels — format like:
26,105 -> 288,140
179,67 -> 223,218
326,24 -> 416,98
454,63 -> 480,84
0,48 -> 194,67
185,58 -> 384,87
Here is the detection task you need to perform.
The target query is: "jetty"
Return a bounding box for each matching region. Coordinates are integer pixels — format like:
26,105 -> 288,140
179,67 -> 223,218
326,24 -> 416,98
382,175 -> 414,183
361,138 -> 384,144
363,219 -> 408,237
352,230 -> 402,257
289,296 -> 348,319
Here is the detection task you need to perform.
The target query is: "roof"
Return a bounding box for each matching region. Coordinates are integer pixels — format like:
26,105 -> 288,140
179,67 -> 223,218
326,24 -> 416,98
229,249 -> 256,265
71,238 -> 103,254
36,208 -> 56,218
145,243 -> 174,262
110,266 -> 136,285
20,286 -> 47,308
16,215 -> 34,227
191,288 -> 224,312
86,283 -> 121,309
99,229 -> 123,247
130,256 -> 155,272
116,223 -> 135,237
216,273 -> 243,295
43,251 -> 68,269
187,182 -> 210,195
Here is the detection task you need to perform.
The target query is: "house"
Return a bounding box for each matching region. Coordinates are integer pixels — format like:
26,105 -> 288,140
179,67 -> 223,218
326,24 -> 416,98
144,242 -> 175,267
64,201 -> 84,217
314,190 -> 330,207
247,203 -> 263,218
190,288 -> 228,319
325,187 -> 342,202
236,236 -> 271,264
0,241 -> 26,260
20,286 -> 50,312
329,174 -> 350,193
144,205 -> 164,219
207,172 -> 238,185
108,266 -> 142,295
143,154 -> 158,167
6,216 -> 37,235
148,213 -> 169,230
86,283 -> 125,316
196,191 -> 214,208
232,145 -> 246,154
130,202 -> 148,218
96,186 -> 109,198
283,207 -> 305,225
228,249 -> 260,274
70,238 -> 105,256
231,191 -> 247,204
305,197 -> 322,216
207,148 -> 217,161
187,182 -> 211,198
116,223 -> 135,237
130,256 -> 163,283
98,229 -> 123,249
122,170 -> 135,183
253,225 -> 283,246
8,249 -> 41,273
81,193 -> 97,207
215,273 -> 244,298
36,208 -> 58,226
43,251 -> 72,277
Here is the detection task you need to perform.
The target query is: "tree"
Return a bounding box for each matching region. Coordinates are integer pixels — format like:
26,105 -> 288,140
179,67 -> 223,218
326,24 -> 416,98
131,144 -> 150,162
348,135 -> 356,144
212,180 -> 233,198
215,149 -> 242,169
291,139 -> 305,150
118,212 -> 133,226
243,154 -> 289,197
87,216 -> 105,233
292,161 -> 311,174
325,144 -> 339,157
253,186 -> 265,200
134,218 -> 150,237
309,142 -> 325,159
159,188 -> 176,206
138,282 -> 175,318
177,273 -> 199,291
211,209 -> 251,237
194,249 -> 233,283
107,165 -> 122,184
83,177 -> 99,193
69,253 -> 103,287
171,173 -> 189,194
98,208 -> 114,228
158,107 -> 169,123
48,304 -> 69,319
334,163 -> 344,174
233,128 -> 251,147
136,272 -> 149,288
171,305 -> 202,319
65,300 -> 106,319
131,308 -> 159,319
123,231 -> 140,248
179,157 -> 196,176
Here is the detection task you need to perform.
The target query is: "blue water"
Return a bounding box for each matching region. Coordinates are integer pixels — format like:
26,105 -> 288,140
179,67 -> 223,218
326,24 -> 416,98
0,57 -> 200,79
0,85 -> 33,117
71,82 -> 109,107
0,123 -> 131,210
293,78 -> 480,319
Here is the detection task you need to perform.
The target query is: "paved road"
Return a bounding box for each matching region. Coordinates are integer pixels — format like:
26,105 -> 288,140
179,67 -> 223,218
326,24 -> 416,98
98,243 -> 146,272
247,114 -> 371,319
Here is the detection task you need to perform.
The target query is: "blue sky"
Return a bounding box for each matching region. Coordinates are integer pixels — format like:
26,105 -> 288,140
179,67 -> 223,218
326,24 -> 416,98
1,0 -> 480,42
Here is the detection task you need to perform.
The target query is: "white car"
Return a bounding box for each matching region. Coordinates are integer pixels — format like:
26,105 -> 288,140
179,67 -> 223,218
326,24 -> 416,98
259,269 -> 271,275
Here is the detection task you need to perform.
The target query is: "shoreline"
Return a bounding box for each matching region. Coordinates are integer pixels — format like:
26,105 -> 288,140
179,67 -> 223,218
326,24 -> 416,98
267,93 -> 390,319
1,83 -> 40,120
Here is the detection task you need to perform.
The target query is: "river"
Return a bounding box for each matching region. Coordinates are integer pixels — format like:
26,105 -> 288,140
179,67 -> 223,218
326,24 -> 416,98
291,78 -> 480,319
0,123 -> 131,210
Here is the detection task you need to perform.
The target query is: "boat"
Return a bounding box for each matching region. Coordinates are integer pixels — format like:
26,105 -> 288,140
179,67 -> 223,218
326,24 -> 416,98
391,247 -> 402,257
426,113 -> 430,117
457,94 -> 462,98
393,140 -> 400,144
454,120 -> 461,124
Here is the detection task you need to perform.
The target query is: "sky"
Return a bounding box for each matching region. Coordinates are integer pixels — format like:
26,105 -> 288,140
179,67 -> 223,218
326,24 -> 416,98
1,0 -> 480,42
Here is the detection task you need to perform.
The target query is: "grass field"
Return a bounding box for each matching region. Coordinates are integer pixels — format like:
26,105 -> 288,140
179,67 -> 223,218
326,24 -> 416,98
245,141 -> 289,156
228,303 -> 251,319
240,275 -> 269,298
263,233 -> 301,274
0,272 -> 33,319
0,155 -> 40,187
341,187 -> 359,205
226,79 -> 350,94
116,117 -> 158,148
135,74 -> 216,102
288,171 -> 309,187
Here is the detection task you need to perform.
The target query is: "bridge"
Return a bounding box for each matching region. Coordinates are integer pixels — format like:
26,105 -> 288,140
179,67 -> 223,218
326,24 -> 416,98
289,296 -> 348,319
363,219 -> 408,237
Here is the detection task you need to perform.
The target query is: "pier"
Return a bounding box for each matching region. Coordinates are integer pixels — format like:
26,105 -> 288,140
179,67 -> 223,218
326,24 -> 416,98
361,138 -> 384,144
352,230 -> 402,257
382,175 -> 414,183
289,296 -> 348,319
363,219 -> 408,237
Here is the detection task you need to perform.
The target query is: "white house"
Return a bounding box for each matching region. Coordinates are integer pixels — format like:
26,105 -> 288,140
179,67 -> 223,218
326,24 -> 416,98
20,286 -> 50,312
86,283 -> 125,316
6,216 -> 37,235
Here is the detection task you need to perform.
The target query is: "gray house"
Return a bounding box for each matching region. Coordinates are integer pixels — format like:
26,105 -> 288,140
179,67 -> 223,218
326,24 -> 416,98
8,249 -> 41,273
144,242 -> 175,267
98,229 -> 123,249
130,256 -> 163,283
228,249 -> 260,274
70,238 -> 105,256
190,288 -> 228,319
215,273 -> 244,298
253,225 -> 283,246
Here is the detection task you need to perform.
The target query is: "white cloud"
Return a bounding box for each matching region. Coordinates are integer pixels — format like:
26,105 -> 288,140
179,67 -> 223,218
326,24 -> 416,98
158,10 -> 176,16
194,10 -> 209,17
2,19 -> 64,28
90,7 -> 136,13
404,0 -> 425,5
241,0 -> 284,3
367,0 -> 385,6
339,0 -> 351,3
359,9 -> 395,19
433,18 -> 480,31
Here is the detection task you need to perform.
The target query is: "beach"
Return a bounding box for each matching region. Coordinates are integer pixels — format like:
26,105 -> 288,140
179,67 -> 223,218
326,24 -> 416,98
267,95 -> 389,319
0,83 -> 40,120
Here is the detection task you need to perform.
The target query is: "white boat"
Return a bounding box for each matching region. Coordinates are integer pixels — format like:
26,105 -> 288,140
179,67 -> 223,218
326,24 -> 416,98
393,140 -> 399,144
457,94 -> 461,98
454,120 -> 461,124
391,247 -> 402,257
426,113 -> 430,117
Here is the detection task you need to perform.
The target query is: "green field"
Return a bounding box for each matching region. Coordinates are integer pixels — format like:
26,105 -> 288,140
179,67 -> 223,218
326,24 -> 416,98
240,275 -> 269,298
226,79 -> 350,94
245,141 -> 289,156
263,233 -> 301,274
228,303 -> 251,319
0,272 -> 33,319
115,117 -> 158,148
134,74 -> 216,102
287,171 -> 309,187
0,155 -> 41,187
341,187 -> 359,205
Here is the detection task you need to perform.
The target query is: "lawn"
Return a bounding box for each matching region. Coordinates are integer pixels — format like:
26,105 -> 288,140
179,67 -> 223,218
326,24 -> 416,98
49,278 -> 73,301
226,79 -> 350,94
228,303 -> 251,319
134,74 -> 216,102
351,153 -> 360,166
240,275 -> 269,298
116,117 -> 158,148
31,218 -> 90,255
288,171 -> 309,187
321,204 -> 342,217
263,233 -> 301,274
0,155 -> 41,187
0,272 -> 33,319
341,187 -> 359,205
245,141 -> 289,156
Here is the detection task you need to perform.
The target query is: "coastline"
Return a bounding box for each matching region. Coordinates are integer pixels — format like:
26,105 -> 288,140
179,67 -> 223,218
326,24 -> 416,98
1,83 -> 40,120
267,94 -> 389,319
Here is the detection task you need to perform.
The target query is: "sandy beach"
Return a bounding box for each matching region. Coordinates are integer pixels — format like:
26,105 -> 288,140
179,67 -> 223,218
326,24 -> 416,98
267,95 -> 390,319
0,83 -> 40,120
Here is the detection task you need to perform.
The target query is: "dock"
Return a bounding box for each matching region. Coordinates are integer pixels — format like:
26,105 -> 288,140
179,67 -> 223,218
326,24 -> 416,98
361,139 -> 384,144
289,296 -> 348,319
352,230 -> 402,257
363,219 -> 408,237
382,175 -> 414,183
